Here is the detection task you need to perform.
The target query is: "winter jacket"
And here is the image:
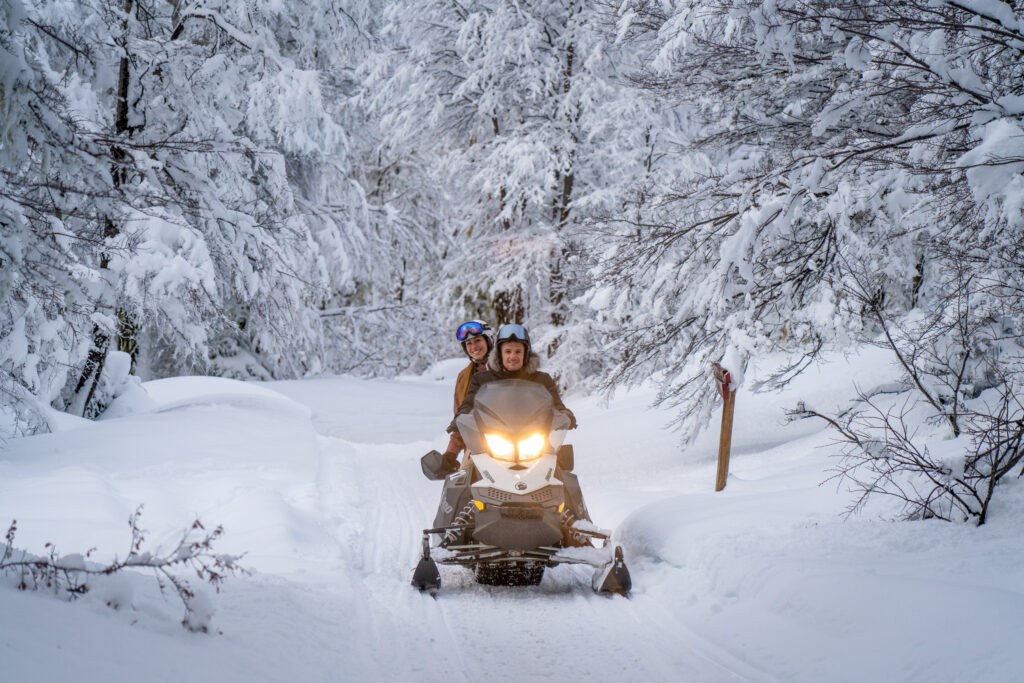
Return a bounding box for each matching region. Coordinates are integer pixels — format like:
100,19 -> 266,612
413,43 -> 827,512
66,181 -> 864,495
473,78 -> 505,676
453,360 -> 486,414
446,347 -> 576,437
445,360 -> 487,454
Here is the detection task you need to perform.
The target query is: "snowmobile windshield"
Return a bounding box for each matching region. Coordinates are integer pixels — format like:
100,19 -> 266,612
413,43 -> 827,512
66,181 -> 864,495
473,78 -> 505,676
455,379 -> 555,456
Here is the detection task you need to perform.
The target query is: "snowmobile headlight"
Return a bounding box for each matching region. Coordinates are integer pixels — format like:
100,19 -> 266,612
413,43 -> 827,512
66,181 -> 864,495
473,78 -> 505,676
516,433 -> 546,460
484,433 -> 516,460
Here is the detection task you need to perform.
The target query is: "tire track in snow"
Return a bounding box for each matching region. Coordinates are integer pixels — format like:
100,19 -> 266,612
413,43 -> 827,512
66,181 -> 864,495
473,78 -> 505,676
310,422 -> 474,680
624,564 -> 782,683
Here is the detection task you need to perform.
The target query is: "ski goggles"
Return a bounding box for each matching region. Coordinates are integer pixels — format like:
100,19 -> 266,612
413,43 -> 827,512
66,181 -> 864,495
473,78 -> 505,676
456,320 -> 491,342
497,323 -> 529,343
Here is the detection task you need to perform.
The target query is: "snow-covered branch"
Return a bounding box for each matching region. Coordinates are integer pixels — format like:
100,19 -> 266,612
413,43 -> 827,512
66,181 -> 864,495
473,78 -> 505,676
1,507 -> 245,632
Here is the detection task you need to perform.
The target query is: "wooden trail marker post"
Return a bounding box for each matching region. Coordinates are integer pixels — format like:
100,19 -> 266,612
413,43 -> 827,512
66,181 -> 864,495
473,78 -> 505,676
712,362 -> 737,492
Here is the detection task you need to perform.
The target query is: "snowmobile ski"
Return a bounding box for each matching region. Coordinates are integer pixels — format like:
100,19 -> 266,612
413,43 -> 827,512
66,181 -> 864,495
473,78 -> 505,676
593,545 -> 631,597
411,533 -> 441,593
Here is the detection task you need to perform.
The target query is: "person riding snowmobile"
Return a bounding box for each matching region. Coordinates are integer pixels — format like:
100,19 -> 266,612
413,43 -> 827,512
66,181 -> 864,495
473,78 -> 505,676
439,321 -> 493,473
415,324 -> 630,595
411,325 -> 626,593
447,323 -> 576,444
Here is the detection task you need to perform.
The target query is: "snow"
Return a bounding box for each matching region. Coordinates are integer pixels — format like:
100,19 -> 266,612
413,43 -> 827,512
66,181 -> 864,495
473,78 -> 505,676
957,117 -> 1024,224
2,355 -> 1024,682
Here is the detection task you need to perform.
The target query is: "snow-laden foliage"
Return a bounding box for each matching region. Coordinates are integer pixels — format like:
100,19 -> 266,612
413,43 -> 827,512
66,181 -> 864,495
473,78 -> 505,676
2,0 -> 143,431
593,0 -> 1024,439
582,0 -> 1024,521
368,0 -> 657,371
1,1 -> 442,436
4,0 -> 1023,525
1,508 -> 243,632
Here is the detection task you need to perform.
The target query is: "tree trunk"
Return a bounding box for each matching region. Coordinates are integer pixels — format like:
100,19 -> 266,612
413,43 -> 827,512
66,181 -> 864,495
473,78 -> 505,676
547,40 -> 577,349
76,0 -> 137,416
488,114 -> 522,323
493,286 -> 524,325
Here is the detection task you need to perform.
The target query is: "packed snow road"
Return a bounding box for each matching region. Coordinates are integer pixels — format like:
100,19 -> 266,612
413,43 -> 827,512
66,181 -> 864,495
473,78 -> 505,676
3,353 -> 1023,682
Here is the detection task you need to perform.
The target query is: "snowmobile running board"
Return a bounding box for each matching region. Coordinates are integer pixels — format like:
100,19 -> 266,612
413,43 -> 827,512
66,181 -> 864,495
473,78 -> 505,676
411,527 -> 631,596
435,543 -> 597,566
421,523 -> 612,546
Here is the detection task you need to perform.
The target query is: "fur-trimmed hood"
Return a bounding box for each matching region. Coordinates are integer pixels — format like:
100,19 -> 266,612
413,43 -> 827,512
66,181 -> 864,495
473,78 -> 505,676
487,345 -> 540,376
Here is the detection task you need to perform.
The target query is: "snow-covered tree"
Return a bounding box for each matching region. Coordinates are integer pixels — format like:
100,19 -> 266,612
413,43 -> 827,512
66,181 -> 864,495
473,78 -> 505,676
1,0 -> 168,430
369,0 -> 654,370
1,0 -> 398,435
592,0 -> 1024,441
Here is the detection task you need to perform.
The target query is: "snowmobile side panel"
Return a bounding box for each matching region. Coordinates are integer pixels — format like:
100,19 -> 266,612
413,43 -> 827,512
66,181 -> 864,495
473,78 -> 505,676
557,469 -> 591,522
556,444 -> 574,471
432,469 -> 474,529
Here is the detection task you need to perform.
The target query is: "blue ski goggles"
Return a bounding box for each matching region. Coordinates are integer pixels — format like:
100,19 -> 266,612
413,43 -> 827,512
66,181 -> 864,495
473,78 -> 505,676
456,320 -> 492,342
497,323 -> 529,344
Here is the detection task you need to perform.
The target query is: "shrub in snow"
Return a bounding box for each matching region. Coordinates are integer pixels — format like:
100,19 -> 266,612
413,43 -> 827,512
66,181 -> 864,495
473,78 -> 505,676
0,507 -> 245,632
794,379 -> 1024,526
787,240 -> 1024,525
791,276 -> 1024,524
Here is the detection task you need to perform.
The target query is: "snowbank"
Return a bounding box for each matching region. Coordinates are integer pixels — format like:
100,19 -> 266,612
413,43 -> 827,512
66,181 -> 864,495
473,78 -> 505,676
1,356 -> 1023,682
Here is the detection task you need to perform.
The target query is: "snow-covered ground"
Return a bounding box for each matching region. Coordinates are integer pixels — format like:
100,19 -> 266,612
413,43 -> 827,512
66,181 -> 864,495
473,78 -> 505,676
2,353 -> 1023,682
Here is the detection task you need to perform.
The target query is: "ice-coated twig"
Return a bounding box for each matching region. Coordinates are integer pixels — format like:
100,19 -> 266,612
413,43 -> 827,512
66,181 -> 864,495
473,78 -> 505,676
0,506 -> 246,632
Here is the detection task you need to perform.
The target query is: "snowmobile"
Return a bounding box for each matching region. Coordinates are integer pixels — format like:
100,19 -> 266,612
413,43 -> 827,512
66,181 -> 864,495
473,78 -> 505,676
411,379 -> 631,595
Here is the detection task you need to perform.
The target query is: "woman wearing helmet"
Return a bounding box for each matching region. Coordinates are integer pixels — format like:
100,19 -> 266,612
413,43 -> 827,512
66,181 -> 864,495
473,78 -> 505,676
447,323 -> 577,440
453,320 -> 493,411
439,321 -> 493,472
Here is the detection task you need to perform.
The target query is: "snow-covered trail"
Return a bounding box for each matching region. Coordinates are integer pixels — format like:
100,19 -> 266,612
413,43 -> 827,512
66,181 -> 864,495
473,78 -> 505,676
4,353 -> 1024,682
268,373 -> 773,683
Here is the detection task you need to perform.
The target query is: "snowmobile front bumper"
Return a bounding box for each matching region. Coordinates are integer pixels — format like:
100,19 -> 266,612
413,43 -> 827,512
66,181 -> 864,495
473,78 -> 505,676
471,504 -> 563,551
411,524 -> 631,596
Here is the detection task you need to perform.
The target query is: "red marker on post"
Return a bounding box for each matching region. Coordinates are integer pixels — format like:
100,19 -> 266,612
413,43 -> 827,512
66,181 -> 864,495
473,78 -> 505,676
712,362 -> 736,492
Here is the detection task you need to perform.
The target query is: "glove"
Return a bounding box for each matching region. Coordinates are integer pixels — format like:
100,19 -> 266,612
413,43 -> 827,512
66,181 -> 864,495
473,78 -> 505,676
441,451 -> 460,475
565,410 -> 578,430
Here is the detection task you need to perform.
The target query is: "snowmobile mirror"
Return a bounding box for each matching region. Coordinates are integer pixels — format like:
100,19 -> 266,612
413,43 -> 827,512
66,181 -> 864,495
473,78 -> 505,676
421,449 -> 454,480
557,444 -> 574,472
